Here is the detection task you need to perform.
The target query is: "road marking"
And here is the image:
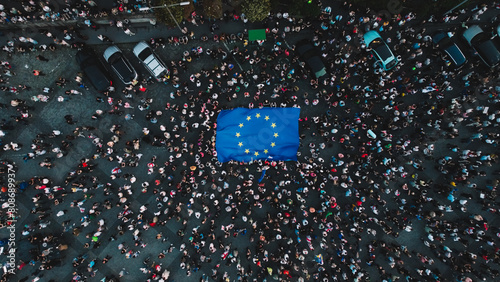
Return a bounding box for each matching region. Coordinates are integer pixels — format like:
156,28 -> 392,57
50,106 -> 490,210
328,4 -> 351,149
283,39 -> 292,49
1,153 -> 26,158
49,60 -> 65,74
222,41 -> 243,71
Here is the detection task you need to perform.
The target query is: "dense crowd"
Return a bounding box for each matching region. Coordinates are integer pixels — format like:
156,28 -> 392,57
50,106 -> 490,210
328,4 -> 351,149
0,1 -> 499,282
0,0 -> 136,24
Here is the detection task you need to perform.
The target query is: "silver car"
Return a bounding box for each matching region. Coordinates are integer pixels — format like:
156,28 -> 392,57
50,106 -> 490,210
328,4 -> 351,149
103,45 -> 138,85
133,41 -> 169,82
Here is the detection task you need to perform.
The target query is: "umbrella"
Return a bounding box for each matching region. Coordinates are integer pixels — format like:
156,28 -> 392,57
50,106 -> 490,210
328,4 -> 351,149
92,236 -> 98,242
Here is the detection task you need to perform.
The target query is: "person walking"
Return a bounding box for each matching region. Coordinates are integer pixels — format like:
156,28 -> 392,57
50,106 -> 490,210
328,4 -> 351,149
119,268 -> 129,277
97,34 -> 113,43
124,28 -> 135,36
33,70 -> 44,76
36,55 -> 49,62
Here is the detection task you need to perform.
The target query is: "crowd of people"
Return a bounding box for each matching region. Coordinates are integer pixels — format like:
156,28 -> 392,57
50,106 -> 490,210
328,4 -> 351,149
0,1 -> 499,281
0,0 -> 140,24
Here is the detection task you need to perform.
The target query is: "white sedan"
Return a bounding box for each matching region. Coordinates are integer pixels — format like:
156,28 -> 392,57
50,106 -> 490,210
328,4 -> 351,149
133,41 -> 169,82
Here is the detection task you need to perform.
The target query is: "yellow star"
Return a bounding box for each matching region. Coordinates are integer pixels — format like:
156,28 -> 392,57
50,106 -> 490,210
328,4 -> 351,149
238,142 -> 243,147
254,151 -> 259,156
271,142 -> 276,147
245,149 -> 250,154
273,133 -> 279,138
256,113 -> 261,118
246,116 -> 251,121
236,132 -> 241,137
271,123 -> 276,128
264,149 -> 268,154
239,123 -> 244,128
265,116 -> 270,121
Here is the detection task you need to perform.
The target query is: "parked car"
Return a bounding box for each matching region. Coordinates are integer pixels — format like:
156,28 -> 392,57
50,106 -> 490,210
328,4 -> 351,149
103,46 -> 138,85
295,40 -> 327,78
133,41 -> 169,82
363,30 -> 399,71
462,25 -> 500,68
432,31 -> 467,68
76,48 -> 112,92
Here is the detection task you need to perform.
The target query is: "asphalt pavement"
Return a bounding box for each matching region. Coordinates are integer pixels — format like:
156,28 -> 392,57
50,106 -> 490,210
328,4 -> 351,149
0,1 -> 499,282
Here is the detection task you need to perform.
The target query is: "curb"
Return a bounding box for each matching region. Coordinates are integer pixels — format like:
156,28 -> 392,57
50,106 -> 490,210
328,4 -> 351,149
0,14 -> 157,31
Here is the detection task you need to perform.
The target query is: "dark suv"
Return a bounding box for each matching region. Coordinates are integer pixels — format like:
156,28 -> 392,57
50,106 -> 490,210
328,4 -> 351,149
295,40 -> 327,78
76,49 -> 112,92
432,32 -> 467,68
463,25 -> 500,68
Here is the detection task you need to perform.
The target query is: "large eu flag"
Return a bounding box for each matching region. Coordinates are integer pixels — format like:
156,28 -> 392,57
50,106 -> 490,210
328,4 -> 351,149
216,108 -> 300,162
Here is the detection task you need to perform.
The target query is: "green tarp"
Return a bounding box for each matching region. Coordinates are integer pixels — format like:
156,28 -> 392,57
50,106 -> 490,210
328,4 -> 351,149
248,29 -> 266,41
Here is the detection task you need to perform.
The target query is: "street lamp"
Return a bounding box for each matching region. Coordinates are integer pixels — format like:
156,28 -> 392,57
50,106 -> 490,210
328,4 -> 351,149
139,1 -> 190,32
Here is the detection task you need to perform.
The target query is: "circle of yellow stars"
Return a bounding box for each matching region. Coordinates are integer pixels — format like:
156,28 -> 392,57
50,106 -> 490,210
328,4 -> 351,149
235,112 -> 278,157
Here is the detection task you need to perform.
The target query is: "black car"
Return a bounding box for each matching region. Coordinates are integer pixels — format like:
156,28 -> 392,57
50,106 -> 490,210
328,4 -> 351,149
103,45 -> 138,85
463,25 -> 500,68
295,40 -> 327,78
432,32 -> 467,68
76,49 -> 112,92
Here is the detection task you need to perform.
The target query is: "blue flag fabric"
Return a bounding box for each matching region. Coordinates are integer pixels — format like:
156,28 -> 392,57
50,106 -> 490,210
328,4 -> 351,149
216,108 -> 300,163
258,169 -> 267,183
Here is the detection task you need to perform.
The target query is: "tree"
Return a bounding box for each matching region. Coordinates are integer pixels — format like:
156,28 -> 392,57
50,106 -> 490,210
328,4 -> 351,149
154,0 -> 185,27
241,0 -> 271,23
288,0 -> 320,19
203,0 -> 223,20
183,2 -> 195,20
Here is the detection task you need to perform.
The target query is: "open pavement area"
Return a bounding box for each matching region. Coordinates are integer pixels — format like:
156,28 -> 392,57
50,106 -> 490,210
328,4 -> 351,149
0,1 -> 500,281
